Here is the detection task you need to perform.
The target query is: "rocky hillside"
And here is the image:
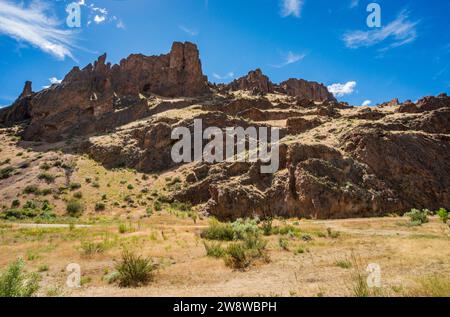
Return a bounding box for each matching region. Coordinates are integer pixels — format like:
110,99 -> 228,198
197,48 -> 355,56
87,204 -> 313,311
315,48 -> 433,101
1,42 -> 449,220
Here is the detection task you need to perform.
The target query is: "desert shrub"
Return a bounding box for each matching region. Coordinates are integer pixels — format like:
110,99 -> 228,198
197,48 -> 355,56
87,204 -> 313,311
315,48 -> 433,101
11,200 -> 20,208
405,209 -> 429,226
327,228 -> 341,239
230,218 -> 260,240
278,237 -> 289,251
0,166 -> 14,180
23,185 -> 40,195
224,243 -> 249,269
261,218 -> 273,236
91,182 -> 100,188
38,173 -> 57,183
81,241 -> 106,256
73,192 -> 83,199
66,200 -> 84,216
153,200 -> 162,211
203,242 -> 226,258
115,251 -> 154,288
336,260 -> 352,269
127,184 -> 134,190
118,223 -> 134,234
39,163 -> 51,171
437,208 -> 448,224
0,259 -> 40,297
0,159 -> 11,166
223,233 -> 268,270
38,265 -> 49,273
170,201 -> 192,212
201,219 -> 235,241
406,275 -> 450,297
69,183 -> 81,191
40,188 -> 52,196
95,202 -> 106,212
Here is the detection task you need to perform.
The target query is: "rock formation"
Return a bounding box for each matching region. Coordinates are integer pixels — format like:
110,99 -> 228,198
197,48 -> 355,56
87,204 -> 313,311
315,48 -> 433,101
1,41 -> 449,221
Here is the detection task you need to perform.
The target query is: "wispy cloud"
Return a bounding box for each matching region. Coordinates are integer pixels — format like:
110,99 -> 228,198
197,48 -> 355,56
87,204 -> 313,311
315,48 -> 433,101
0,0 -> 76,60
270,51 -> 306,68
327,81 -> 357,97
361,100 -> 372,106
280,0 -> 304,18
212,72 -> 235,80
343,11 -> 418,51
179,25 -> 199,36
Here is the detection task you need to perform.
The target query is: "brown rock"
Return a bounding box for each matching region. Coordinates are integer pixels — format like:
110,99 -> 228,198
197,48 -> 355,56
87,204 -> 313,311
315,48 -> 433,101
228,69 -> 274,95
276,78 -> 336,102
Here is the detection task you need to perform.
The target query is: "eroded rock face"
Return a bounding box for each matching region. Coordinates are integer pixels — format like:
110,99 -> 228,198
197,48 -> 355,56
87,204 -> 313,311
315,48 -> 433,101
0,81 -> 33,125
18,42 -> 208,141
228,69 -> 274,95
277,79 -> 336,102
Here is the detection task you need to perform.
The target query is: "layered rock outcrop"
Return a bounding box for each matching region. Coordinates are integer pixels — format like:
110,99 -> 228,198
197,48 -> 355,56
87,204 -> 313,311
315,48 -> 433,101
9,42 -> 208,141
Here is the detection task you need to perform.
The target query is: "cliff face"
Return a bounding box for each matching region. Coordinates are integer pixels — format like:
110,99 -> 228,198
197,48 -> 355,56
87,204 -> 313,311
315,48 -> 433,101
226,69 -> 335,102
18,42 -> 208,141
277,78 -> 336,102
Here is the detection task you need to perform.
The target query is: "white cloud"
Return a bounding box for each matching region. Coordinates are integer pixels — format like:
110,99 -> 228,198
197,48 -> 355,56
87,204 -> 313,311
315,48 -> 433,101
42,77 -> 62,89
362,100 -> 372,106
212,72 -> 235,80
270,51 -> 306,68
280,0 -> 304,18
179,25 -> 199,36
343,11 -> 418,50
93,15 -> 106,24
327,81 -> 357,97
0,0 -> 76,60
116,20 -> 125,30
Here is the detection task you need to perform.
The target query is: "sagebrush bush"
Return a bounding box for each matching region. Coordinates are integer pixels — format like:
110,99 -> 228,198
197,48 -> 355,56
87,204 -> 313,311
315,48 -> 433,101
37,173 -> 56,183
203,242 -> 226,258
200,219 -> 235,241
405,209 -> 429,226
115,251 -> 154,288
437,208 -> 448,224
66,199 -> 84,216
224,243 -> 249,270
0,260 -> 40,297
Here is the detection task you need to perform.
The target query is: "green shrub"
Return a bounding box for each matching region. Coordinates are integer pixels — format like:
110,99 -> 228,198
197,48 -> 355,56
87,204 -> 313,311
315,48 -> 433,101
69,183 -> 81,191
115,251 -> 154,288
203,242 -> 226,258
66,200 -> 84,216
39,163 -> 51,171
405,209 -> 429,226
170,201 -> 192,212
23,185 -> 40,195
127,184 -> 134,190
224,243 -> 249,270
336,260 -> 352,269
278,237 -> 289,251
231,218 -> 260,240
73,192 -> 83,199
11,200 -> 20,208
223,233 -> 268,270
437,208 -> 448,224
261,218 -> 273,236
0,166 -> 15,180
81,241 -> 106,256
95,202 -> 106,212
153,200 -> 162,212
37,173 -> 56,183
0,259 -> 40,297
38,265 -> 49,273
201,219 -> 235,241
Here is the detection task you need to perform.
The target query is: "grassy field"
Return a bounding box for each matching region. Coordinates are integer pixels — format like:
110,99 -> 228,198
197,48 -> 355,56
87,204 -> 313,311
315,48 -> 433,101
0,214 -> 449,297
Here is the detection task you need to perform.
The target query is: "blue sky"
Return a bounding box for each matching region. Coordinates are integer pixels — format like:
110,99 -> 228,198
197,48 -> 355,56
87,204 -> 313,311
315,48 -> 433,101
0,0 -> 449,108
